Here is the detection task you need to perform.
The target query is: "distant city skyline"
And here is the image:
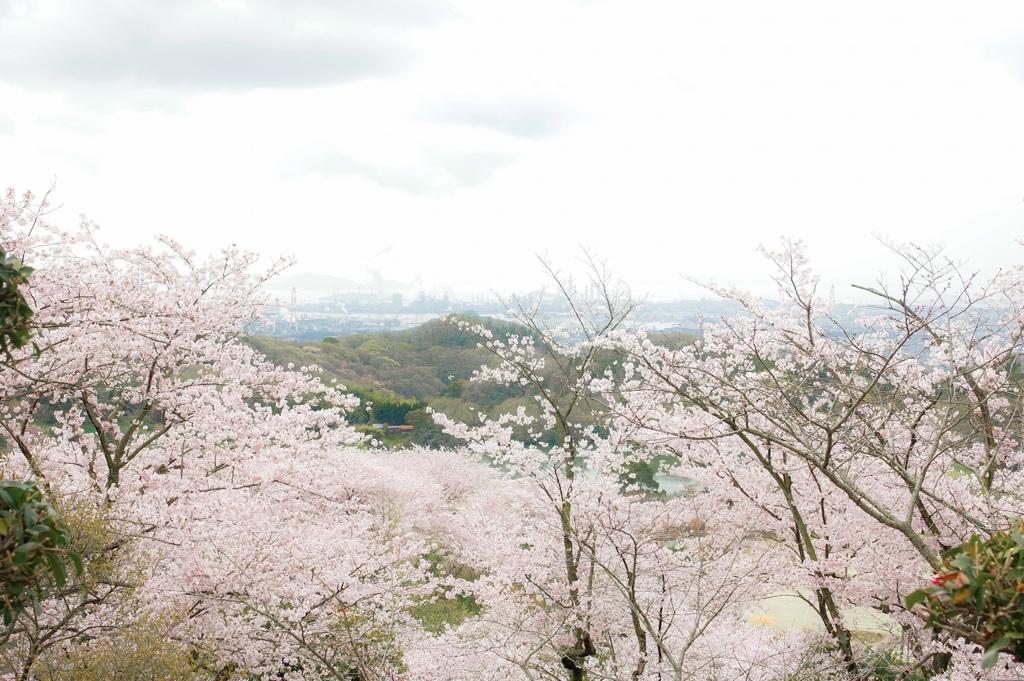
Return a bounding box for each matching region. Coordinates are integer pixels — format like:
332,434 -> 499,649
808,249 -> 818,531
3,1 -> 1024,302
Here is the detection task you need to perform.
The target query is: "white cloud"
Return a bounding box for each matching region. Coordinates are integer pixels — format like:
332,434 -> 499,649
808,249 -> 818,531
287,148 -> 513,194
2,0 -> 1024,300
0,0 -> 435,99
423,97 -> 582,138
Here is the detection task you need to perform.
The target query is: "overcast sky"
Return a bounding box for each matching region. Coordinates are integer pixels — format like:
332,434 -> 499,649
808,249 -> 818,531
3,0 -> 1024,301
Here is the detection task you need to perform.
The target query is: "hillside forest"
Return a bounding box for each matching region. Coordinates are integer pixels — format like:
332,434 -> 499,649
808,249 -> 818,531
2,188 -> 1024,681
249,317 -> 693,457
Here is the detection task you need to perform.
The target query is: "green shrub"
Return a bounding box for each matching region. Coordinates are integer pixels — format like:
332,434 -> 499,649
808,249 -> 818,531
0,480 -> 83,624
907,525 -> 1024,668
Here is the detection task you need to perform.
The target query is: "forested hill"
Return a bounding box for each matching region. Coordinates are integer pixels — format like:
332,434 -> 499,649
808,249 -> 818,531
247,315 -> 693,447
247,315 -> 534,447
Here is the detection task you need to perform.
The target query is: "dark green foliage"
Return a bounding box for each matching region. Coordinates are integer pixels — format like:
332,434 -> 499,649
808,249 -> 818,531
402,409 -> 465,449
0,248 -> 33,355
906,526 -> 1024,668
0,481 -> 83,625
346,387 -> 423,426
619,459 -> 662,496
0,254 -> 83,626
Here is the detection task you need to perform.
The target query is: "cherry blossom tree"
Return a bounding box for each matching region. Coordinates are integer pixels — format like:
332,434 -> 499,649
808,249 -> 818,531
426,255 -> 800,680
0,189 -> 436,680
426,241 -> 1024,679
603,238 -> 1024,677
7,181 -> 1022,680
